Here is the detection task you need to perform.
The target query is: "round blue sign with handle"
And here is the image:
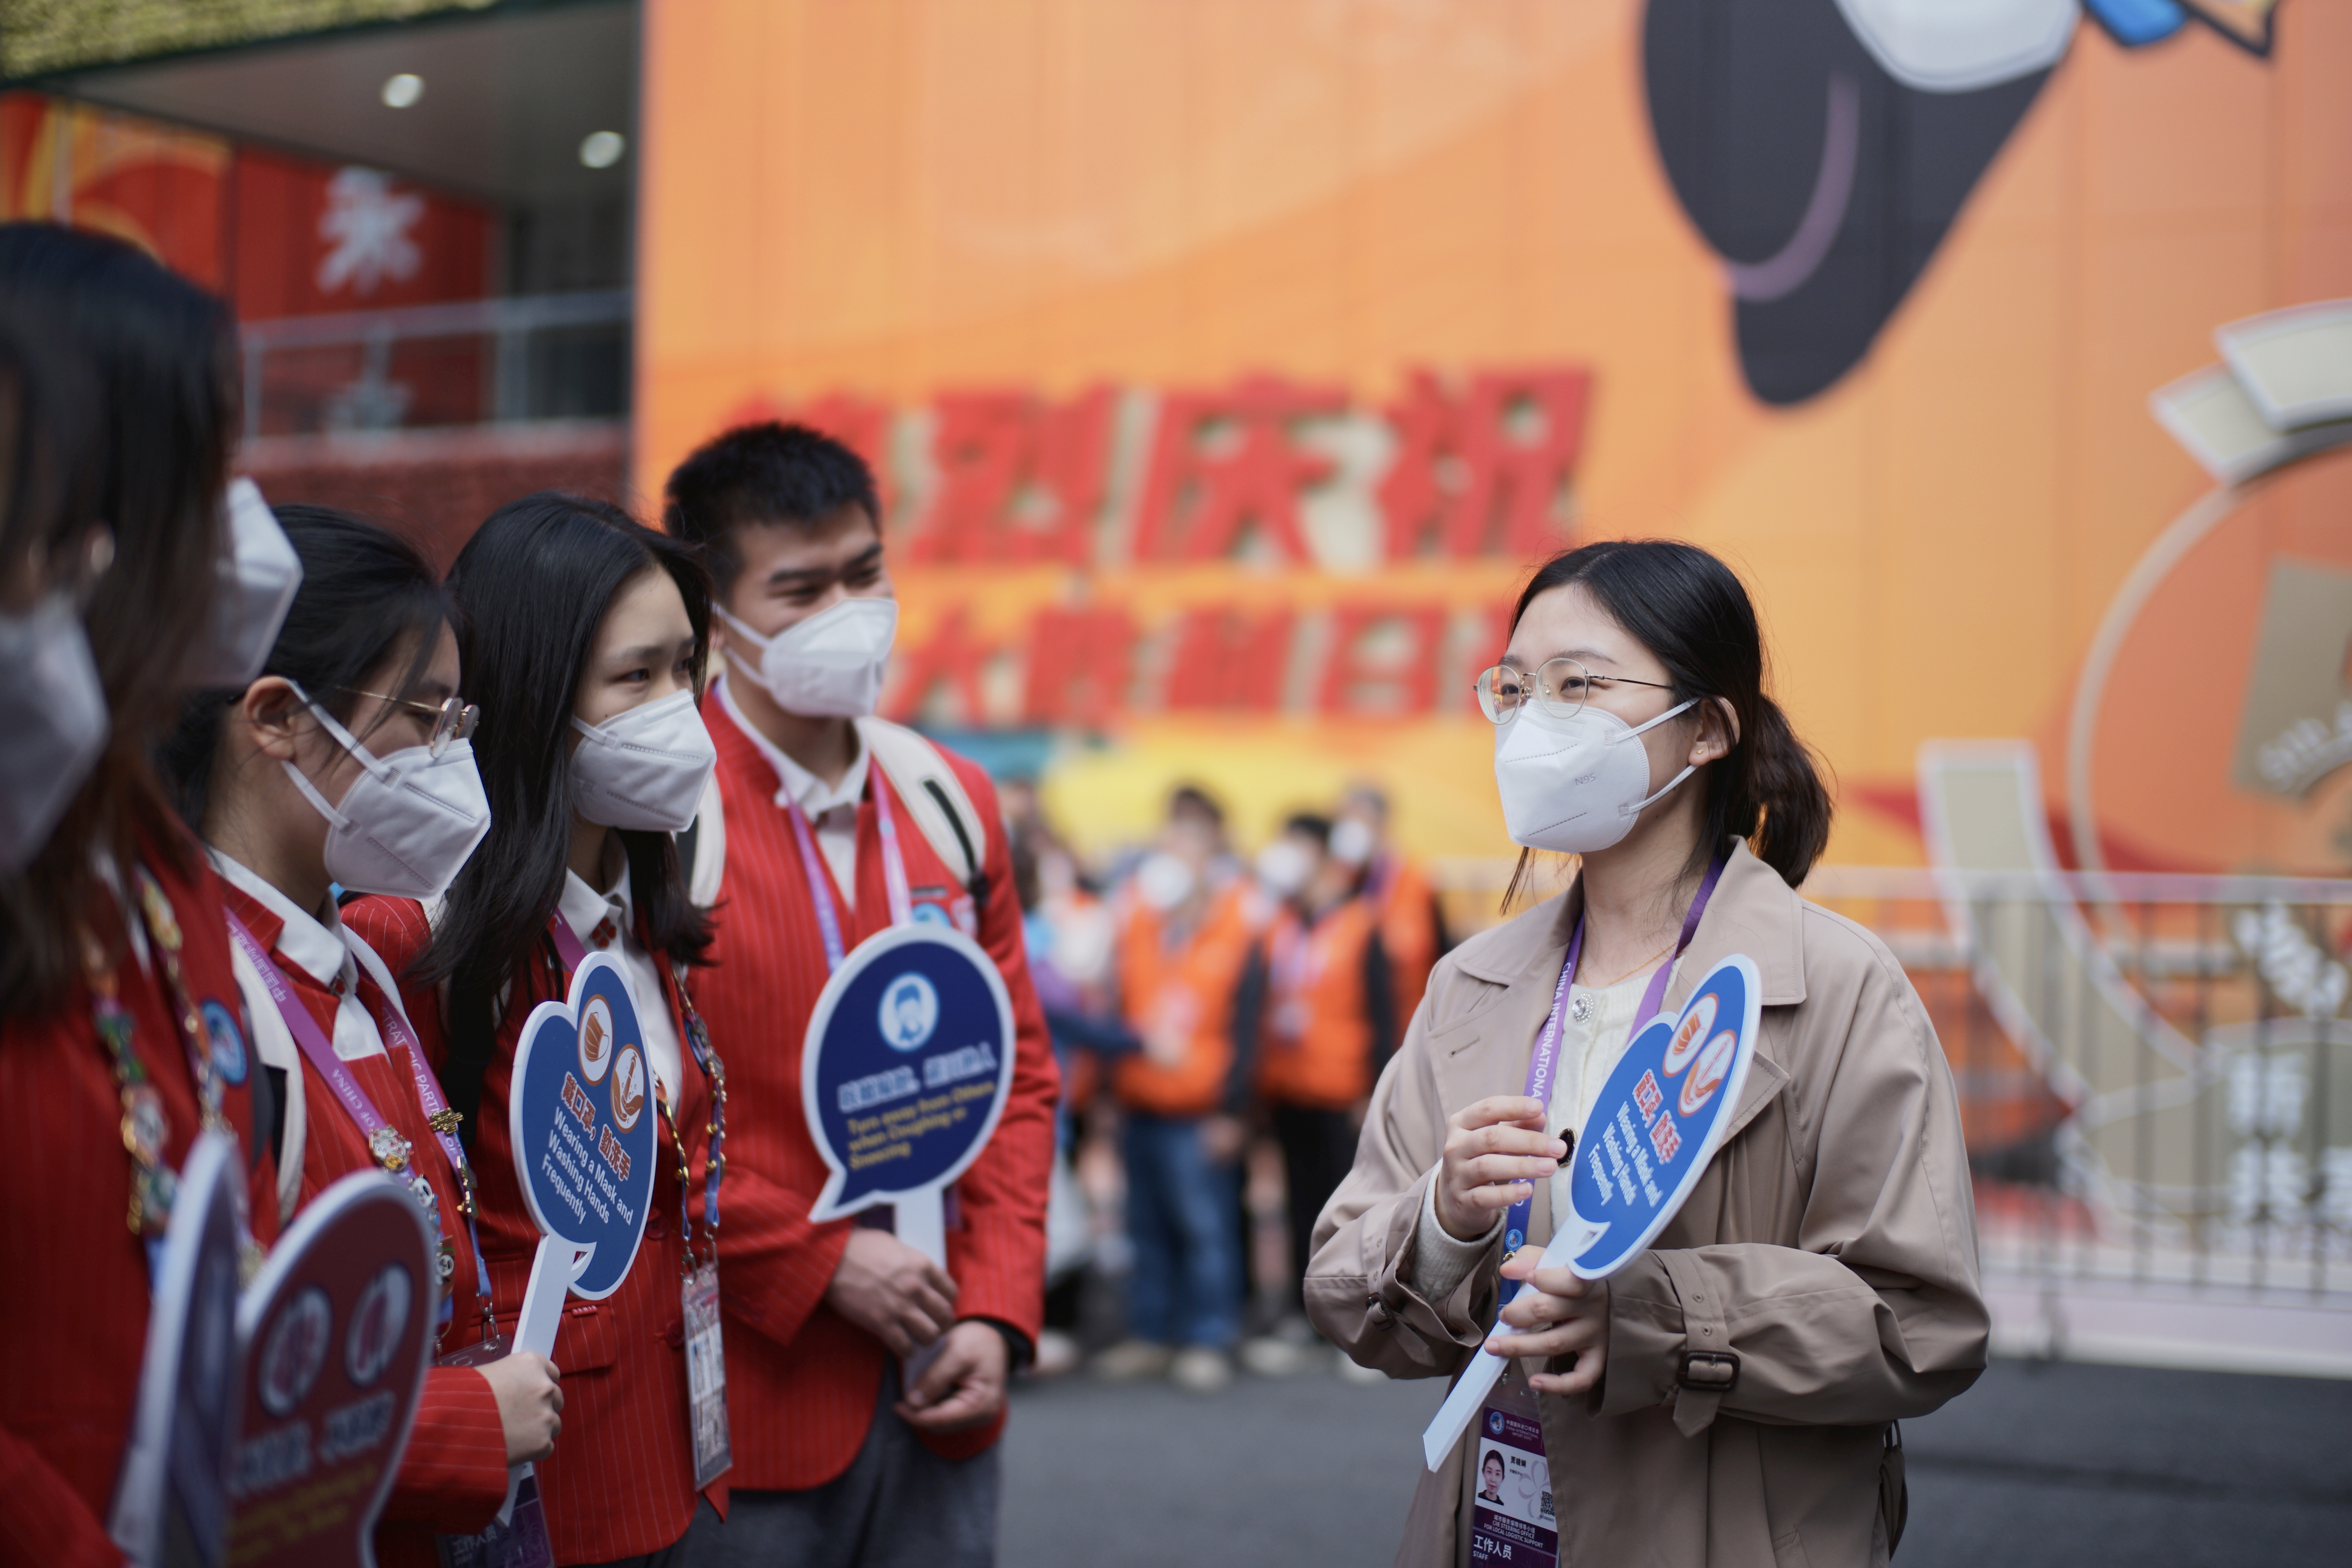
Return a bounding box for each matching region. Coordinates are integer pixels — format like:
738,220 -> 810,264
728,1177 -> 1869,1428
1422,952 -> 1762,1471
802,923 -> 1016,1264
508,951 -> 662,1318
1558,952 -> 1762,1277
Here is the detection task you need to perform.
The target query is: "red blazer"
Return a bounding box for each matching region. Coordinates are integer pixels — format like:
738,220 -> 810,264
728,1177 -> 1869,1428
0,841 -> 277,1568
218,879 -> 509,1567
693,699 -> 1058,1491
345,897 -> 723,1564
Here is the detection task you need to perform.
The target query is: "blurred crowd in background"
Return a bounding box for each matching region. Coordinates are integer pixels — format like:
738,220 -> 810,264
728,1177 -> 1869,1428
1005,779 -> 1446,1392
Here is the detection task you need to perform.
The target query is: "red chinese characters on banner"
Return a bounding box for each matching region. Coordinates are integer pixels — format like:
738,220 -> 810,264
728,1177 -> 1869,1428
1380,368 -> 1590,559
722,363 -> 1590,728
1164,608 -> 1294,712
1320,605 -> 1449,716
914,387 -> 1114,565
1024,608 -> 1138,727
884,606 -> 997,726
1134,375 -> 1346,562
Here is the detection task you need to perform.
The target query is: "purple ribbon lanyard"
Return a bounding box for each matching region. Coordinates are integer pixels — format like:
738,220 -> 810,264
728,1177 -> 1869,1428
359,961 -> 494,1320
227,912 -> 484,1319
1498,855 -> 1726,1281
784,775 -> 916,975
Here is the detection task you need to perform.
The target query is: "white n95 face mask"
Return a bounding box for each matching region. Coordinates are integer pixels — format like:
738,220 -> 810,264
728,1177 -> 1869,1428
279,687 -> 492,901
1255,839 -> 1314,899
1134,852 -> 1197,913
718,597 -> 898,718
190,479 -> 304,689
0,592 -> 109,871
570,690 -> 717,832
1493,696 -> 1699,855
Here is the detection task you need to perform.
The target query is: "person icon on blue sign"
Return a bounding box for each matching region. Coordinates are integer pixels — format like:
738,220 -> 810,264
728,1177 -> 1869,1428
881,973 -> 938,1052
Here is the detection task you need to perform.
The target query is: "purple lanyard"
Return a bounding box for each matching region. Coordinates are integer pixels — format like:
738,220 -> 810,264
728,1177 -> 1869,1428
226,912 -> 489,1322
548,910 -> 726,1239
783,772 -> 915,973
1498,855 -> 1727,1261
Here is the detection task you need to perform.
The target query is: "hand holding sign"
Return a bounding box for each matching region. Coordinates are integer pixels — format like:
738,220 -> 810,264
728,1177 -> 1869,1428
1422,954 -> 1761,1470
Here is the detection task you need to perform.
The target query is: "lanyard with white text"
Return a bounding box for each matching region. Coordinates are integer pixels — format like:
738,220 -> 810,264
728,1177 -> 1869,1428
1498,855 -> 1727,1266
783,777 -> 915,973
225,912 -> 468,1328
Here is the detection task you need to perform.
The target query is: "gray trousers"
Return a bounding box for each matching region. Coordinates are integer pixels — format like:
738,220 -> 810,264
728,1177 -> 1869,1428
682,1367 -> 1000,1568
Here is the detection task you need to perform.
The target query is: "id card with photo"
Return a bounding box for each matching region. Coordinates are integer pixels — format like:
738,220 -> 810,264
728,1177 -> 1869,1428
1467,1368 -> 1557,1568
433,1469 -> 553,1568
434,1338 -> 554,1568
683,1259 -> 733,1490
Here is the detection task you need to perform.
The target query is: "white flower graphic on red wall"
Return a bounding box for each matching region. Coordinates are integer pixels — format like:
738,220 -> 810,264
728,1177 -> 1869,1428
316,167 -> 423,296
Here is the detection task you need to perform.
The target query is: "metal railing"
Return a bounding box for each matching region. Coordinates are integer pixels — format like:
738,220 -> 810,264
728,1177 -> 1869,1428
238,289 -> 633,441
1804,866 -> 2352,1307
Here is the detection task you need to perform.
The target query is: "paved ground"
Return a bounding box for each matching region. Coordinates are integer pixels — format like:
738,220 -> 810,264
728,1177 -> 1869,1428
999,1355 -> 2352,1565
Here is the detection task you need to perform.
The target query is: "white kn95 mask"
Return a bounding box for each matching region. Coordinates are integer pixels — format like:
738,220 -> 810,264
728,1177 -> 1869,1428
718,597 -> 898,718
1492,696 -> 1699,855
570,690 -> 718,833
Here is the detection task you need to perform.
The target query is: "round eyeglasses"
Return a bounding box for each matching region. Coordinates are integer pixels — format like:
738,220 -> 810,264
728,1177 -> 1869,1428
1473,658 -> 1675,725
337,688 -> 480,758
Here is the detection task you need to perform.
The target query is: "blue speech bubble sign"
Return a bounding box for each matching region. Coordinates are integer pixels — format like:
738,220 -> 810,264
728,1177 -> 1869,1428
1563,954 -> 1762,1278
802,924 -> 1016,1223
1422,952 -> 1765,1471
507,952 -> 661,1300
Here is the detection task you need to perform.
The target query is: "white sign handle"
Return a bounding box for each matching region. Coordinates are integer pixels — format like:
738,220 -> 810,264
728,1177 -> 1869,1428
496,1236 -> 588,1522
1420,1217 -> 1600,1471
895,1189 -> 950,1388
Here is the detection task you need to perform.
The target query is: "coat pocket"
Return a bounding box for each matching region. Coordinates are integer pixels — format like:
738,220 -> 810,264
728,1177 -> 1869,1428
1771,1529 -> 1813,1568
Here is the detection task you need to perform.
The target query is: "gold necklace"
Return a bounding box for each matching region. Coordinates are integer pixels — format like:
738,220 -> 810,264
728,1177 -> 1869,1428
1577,936 -> 1677,992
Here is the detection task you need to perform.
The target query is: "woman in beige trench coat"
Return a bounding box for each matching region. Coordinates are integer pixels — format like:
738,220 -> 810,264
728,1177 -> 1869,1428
1306,541 -> 1986,1568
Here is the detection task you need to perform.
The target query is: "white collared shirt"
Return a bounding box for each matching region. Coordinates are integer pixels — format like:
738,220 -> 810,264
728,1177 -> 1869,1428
213,849 -> 388,1224
716,669 -> 869,909
559,865 -> 686,1112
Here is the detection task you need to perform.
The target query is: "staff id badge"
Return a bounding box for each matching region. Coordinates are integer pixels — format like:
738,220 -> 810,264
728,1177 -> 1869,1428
1468,1365 -> 1557,1568
683,1259 -> 732,1489
433,1338 -> 554,1568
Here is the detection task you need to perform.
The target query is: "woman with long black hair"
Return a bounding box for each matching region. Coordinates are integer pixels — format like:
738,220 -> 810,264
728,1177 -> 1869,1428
0,223 -> 288,1566
160,504 -> 566,1566
1307,540 -> 1986,1567
346,492 -> 728,1567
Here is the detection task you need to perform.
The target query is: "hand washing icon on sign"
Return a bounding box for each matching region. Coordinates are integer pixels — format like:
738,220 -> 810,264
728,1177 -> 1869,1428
881,973 -> 939,1052
611,1045 -> 646,1131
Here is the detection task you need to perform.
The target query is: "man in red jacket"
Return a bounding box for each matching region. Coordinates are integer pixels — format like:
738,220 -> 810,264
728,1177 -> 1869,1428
668,422 -> 1058,1567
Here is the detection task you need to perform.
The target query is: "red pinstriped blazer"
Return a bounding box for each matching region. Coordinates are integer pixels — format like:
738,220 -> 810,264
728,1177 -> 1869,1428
345,896 -> 724,1564
694,698 -> 1058,1491
0,840 -> 278,1568
217,878 -> 509,1567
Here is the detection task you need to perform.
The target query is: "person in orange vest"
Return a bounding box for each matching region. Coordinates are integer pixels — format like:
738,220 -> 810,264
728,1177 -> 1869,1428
1092,795 -> 1259,1393
1240,814 -> 1398,1373
1333,783 -> 1445,1027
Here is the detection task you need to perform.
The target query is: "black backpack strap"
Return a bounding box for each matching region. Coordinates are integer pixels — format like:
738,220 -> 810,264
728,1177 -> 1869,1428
920,777 -> 990,907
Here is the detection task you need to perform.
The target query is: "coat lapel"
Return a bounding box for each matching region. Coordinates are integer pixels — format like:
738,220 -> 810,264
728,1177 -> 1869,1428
1662,841 -> 1804,1146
